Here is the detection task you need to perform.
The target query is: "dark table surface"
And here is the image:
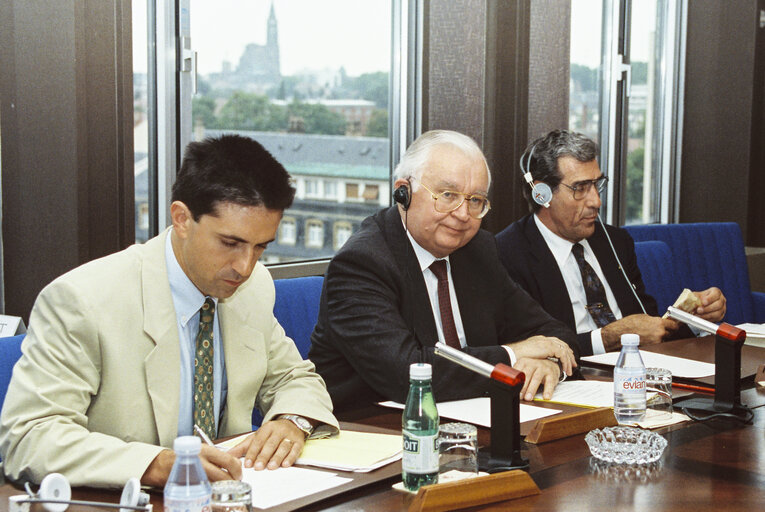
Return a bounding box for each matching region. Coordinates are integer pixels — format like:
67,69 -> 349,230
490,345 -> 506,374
2,337 -> 764,511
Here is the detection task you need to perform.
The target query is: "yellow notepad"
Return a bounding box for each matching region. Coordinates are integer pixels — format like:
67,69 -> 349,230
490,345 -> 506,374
297,430 -> 402,472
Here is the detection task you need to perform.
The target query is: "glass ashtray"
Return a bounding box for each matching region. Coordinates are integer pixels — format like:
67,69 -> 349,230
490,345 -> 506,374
585,426 -> 667,465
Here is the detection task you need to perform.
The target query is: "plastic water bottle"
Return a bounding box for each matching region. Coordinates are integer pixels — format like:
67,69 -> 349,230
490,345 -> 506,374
402,363 -> 439,491
164,436 -> 212,512
613,333 -> 646,425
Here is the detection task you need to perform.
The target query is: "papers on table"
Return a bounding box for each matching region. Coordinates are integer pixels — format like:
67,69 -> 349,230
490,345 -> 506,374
378,397 -> 560,428
738,323 -> 765,348
636,410 -> 690,430
533,380 -> 614,408
582,350 -> 715,378
216,430 -> 401,473
241,465 -> 351,510
297,430 -> 402,472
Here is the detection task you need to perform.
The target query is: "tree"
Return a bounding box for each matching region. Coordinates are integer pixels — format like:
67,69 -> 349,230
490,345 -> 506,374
350,72 -> 389,108
287,101 -> 346,135
216,91 -> 287,131
192,96 -> 217,129
366,109 -> 388,137
570,64 -> 598,91
625,146 -> 645,222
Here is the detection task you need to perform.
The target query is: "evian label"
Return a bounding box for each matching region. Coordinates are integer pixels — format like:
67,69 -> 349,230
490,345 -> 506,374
614,367 -> 646,395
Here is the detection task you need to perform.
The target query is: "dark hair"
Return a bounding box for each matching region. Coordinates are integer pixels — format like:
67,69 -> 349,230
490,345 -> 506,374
521,129 -> 599,212
172,134 -> 295,220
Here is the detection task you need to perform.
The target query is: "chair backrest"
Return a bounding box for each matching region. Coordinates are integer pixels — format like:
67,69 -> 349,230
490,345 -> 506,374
633,240 -> 681,315
252,276 -> 324,428
0,334 -> 25,411
272,276 -> 324,359
624,222 -> 754,324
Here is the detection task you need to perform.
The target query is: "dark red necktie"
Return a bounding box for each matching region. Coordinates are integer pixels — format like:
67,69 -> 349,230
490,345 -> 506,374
429,260 -> 460,348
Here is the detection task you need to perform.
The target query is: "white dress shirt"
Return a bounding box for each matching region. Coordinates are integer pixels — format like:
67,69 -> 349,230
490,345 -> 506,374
534,214 -> 623,355
404,229 -> 517,365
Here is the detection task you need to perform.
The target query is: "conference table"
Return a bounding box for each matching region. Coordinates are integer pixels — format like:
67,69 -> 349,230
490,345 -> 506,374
1,336 -> 763,511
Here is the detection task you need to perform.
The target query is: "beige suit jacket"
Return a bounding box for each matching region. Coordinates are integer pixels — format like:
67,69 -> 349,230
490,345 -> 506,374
0,229 -> 337,487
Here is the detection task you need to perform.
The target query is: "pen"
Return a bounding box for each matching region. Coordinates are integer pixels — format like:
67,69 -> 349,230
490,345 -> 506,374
672,382 -> 715,394
194,424 -> 215,446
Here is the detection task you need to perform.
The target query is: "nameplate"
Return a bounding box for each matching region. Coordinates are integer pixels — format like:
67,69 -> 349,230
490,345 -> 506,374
0,315 -> 26,337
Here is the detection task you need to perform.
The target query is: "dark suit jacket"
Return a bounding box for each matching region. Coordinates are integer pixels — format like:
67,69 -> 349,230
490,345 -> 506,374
309,206 -> 579,411
494,214 -> 669,356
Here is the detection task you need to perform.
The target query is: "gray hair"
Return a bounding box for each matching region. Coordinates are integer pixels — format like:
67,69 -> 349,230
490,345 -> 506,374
522,129 -> 599,211
393,130 -> 492,191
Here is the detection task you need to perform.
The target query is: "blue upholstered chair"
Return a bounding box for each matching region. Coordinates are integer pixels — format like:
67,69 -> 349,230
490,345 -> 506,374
272,275 -> 324,359
624,222 -> 765,325
252,275 -> 324,428
633,240 -> 681,315
0,334 -> 25,413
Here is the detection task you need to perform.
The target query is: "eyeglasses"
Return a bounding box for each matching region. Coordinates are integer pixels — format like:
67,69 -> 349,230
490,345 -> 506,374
414,178 -> 491,219
559,176 -> 609,200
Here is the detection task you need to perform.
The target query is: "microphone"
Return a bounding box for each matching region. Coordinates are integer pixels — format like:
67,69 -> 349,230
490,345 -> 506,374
666,306 -> 745,341
434,342 -> 524,387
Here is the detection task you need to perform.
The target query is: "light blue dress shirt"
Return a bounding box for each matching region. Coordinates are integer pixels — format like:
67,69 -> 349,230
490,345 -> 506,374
165,232 -> 228,437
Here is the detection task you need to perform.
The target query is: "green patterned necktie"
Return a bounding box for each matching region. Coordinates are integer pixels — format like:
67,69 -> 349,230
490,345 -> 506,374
194,297 -> 216,440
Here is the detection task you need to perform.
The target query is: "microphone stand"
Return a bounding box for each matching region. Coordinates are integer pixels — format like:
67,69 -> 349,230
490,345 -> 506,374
666,307 -> 750,417
434,343 -> 529,472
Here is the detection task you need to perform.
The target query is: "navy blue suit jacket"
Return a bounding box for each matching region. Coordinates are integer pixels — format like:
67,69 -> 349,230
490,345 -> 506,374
495,214 -> 659,356
310,207 -> 579,411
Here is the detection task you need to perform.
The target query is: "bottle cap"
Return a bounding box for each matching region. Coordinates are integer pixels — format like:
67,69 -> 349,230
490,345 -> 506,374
621,333 -> 640,346
409,363 -> 432,380
173,435 -> 202,454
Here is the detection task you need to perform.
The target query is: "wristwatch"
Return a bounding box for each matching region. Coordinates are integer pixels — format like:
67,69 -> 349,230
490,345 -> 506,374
279,414 -> 314,438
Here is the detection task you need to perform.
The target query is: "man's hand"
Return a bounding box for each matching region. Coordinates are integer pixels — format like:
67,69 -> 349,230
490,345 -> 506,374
601,314 -> 679,351
693,287 -> 726,322
228,419 -> 305,470
507,336 -> 577,376
141,445 -> 242,487
514,358 -> 560,401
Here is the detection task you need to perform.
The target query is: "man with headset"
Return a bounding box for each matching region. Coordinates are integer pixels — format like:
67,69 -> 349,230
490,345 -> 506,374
495,129 -> 726,356
309,130 -> 579,411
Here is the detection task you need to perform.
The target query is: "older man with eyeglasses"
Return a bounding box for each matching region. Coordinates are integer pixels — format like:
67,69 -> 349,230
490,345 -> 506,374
309,130 -> 579,412
495,129 -> 726,356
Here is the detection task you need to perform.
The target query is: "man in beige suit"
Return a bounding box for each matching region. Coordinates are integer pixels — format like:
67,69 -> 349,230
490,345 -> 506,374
0,135 -> 338,488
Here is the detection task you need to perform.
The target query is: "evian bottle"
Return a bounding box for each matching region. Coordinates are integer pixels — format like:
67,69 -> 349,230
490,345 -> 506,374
613,334 -> 646,425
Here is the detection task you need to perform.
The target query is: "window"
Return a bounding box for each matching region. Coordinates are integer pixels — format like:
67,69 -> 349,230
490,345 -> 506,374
279,217 -> 297,245
305,220 -> 324,249
324,180 -> 338,200
182,0 -> 395,264
304,179 -> 320,198
333,222 -> 353,250
362,184 -> 379,202
569,0 -> 685,225
346,183 -> 360,199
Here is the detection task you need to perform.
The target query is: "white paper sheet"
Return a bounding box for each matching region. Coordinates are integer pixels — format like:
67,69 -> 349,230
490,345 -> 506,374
378,397 -> 560,428
582,350 -> 715,378
737,323 -> 765,348
534,380 -> 615,408
241,466 -> 352,510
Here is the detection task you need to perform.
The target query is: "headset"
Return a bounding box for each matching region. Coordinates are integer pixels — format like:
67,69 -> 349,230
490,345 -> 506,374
519,144 -> 552,209
393,180 -> 411,210
9,474 -> 152,512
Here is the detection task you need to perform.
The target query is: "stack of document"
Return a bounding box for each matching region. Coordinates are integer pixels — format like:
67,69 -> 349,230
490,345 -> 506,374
297,430 -> 402,472
216,430 -> 402,473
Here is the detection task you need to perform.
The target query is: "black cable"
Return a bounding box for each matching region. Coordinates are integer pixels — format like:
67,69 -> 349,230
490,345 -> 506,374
681,405 -> 754,424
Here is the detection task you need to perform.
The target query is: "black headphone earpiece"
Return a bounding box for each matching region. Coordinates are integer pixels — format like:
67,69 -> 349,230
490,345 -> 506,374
393,180 -> 412,210
520,143 -> 552,208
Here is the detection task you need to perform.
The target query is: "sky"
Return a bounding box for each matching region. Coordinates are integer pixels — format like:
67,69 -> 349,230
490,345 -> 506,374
134,0 -> 656,75
133,0 -> 392,76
